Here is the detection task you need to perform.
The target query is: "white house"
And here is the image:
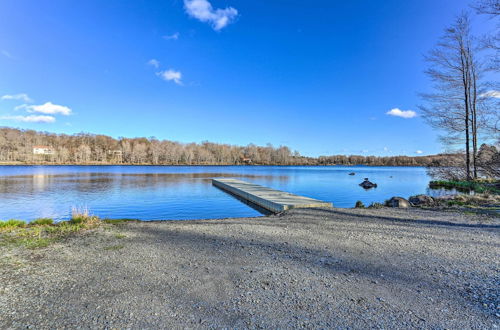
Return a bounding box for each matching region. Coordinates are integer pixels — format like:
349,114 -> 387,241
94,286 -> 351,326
33,145 -> 55,155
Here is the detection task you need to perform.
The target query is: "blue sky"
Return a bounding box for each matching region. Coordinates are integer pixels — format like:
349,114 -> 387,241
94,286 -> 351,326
0,0 -> 493,156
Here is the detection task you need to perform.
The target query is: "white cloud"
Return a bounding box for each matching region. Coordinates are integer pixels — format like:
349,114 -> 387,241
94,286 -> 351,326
184,0 -> 238,31
148,59 -> 160,68
415,150 -> 423,154
163,32 -> 179,40
25,102 -> 72,115
386,108 -> 417,119
480,90 -> 500,98
2,93 -> 33,102
1,93 -> 32,102
383,146 -> 389,152
157,69 -> 183,85
0,115 -> 55,123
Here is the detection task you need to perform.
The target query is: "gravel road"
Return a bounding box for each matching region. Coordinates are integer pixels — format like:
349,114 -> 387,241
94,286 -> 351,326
1,207 -> 499,329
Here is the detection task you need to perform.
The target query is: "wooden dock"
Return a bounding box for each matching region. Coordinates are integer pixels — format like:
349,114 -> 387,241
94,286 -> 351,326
212,178 -> 332,213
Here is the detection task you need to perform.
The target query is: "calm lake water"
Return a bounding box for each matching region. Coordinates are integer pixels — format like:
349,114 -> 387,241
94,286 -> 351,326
0,165 -> 453,221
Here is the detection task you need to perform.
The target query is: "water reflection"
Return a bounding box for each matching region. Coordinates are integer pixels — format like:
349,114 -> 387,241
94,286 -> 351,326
0,165 -> 446,221
0,173 -> 289,196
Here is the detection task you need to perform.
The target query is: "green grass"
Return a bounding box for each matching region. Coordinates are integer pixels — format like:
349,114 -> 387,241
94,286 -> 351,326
429,180 -> 500,194
0,212 -> 102,250
447,200 -> 466,206
0,219 -> 27,228
31,218 -> 54,225
0,212 -> 139,250
21,237 -> 55,249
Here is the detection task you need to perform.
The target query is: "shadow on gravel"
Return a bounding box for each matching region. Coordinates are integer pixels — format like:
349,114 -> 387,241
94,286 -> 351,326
299,208 -> 500,230
121,220 -> 495,308
12,212 -> 496,328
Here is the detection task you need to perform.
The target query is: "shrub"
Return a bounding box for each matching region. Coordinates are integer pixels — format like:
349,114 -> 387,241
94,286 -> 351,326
368,202 -> 385,209
31,218 -> 54,226
70,206 -> 100,227
355,201 -> 365,208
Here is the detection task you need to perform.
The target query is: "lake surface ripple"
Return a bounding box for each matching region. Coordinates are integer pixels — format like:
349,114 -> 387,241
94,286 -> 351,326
0,165 -> 452,221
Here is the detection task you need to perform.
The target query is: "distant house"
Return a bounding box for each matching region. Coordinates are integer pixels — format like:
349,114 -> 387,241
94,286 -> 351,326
33,146 -> 55,155
108,150 -> 123,162
241,157 -> 252,164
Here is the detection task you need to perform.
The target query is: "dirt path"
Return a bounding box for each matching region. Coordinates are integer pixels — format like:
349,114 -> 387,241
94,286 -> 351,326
1,208 -> 499,329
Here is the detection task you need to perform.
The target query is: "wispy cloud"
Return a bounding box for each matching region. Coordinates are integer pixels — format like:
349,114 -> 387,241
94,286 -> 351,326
148,59 -> 160,69
157,69 -> 183,85
480,90 -> 500,98
415,150 -> 423,154
0,115 -> 55,123
386,108 -> 417,119
23,102 -> 72,116
163,32 -> 180,40
1,50 -> 13,59
1,93 -> 32,103
184,0 -> 238,31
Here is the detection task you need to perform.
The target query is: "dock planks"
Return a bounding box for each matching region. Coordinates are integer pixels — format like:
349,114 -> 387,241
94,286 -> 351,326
212,178 -> 332,213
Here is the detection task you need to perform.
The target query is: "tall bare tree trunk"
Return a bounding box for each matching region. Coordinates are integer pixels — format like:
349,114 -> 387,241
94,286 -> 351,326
460,40 -> 472,180
471,60 -> 478,180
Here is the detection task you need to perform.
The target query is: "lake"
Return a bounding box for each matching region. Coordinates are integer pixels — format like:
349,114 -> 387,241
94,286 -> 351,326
0,165 -> 452,221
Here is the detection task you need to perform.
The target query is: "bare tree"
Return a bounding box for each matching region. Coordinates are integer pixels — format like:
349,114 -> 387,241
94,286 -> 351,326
0,126 -> 473,166
473,0 -> 500,16
420,13 -> 487,180
477,143 -> 500,177
474,0 -> 500,143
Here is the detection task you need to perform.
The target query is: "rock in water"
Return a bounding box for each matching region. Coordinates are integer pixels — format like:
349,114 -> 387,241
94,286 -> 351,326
349,172 -> 355,176
359,178 -> 377,189
386,197 -> 411,208
409,194 -> 435,206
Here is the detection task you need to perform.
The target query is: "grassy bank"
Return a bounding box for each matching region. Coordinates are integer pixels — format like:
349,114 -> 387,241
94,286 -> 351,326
429,180 -> 500,195
0,212 -> 105,249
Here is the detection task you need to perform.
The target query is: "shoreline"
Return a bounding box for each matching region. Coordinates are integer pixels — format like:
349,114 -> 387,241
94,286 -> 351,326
0,162 -> 433,167
1,207 -> 498,328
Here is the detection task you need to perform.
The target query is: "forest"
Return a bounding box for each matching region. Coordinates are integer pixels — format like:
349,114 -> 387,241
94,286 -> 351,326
0,127 -> 467,167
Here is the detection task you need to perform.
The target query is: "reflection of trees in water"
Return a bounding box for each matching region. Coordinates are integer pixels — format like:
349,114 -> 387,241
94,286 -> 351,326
0,173 -> 290,195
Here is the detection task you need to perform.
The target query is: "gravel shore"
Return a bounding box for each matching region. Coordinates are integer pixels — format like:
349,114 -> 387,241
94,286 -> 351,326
1,207 -> 499,329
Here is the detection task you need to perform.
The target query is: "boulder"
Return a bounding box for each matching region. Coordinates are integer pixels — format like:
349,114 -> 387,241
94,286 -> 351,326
359,178 -> 377,189
349,172 -> 356,176
409,194 -> 435,206
385,197 -> 411,208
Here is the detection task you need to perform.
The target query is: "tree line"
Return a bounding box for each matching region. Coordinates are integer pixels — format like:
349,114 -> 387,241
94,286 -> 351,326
0,127 -> 469,167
